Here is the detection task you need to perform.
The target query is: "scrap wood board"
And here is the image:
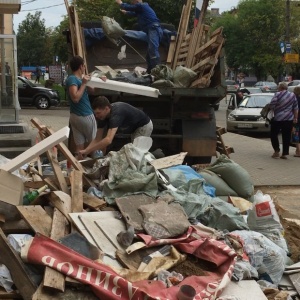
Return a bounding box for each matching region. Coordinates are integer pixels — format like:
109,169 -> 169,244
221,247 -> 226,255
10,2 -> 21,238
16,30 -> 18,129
94,218 -> 126,249
69,211 -> 123,268
16,206 -> 52,237
149,152 -> 188,170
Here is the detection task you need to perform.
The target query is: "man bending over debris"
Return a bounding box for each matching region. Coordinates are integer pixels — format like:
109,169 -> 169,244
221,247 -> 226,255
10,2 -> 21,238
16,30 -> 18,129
79,96 -> 153,158
115,0 -> 163,73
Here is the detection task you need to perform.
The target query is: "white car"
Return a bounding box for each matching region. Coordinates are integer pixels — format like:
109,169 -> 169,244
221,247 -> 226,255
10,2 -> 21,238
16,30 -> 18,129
287,80 -> 300,92
226,93 -> 274,133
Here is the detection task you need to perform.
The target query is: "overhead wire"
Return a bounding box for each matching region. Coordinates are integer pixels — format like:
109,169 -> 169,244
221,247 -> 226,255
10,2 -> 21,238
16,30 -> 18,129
21,3 -> 64,11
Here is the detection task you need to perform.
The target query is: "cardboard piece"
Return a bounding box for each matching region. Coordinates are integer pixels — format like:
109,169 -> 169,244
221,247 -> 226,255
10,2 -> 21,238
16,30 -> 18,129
219,280 -> 268,299
228,196 -> 253,214
0,170 -> 24,205
150,152 -> 188,170
87,77 -> 160,98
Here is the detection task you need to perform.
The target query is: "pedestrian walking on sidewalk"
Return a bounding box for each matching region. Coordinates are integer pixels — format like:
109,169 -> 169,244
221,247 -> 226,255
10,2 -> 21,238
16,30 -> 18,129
293,86 -> 300,157
269,82 -> 298,159
35,65 -> 42,84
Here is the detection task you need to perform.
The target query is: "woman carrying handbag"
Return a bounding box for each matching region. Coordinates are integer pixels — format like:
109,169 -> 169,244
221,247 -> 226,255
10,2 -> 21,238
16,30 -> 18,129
293,86 -> 300,157
269,82 -> 298,159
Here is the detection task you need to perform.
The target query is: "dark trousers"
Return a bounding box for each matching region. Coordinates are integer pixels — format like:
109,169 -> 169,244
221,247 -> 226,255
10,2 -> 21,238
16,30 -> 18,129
270,120 -> 293,155
146,24 -> 163,73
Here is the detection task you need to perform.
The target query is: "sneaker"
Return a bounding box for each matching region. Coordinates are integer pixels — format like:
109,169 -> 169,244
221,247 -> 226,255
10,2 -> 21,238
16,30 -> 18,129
272,152 -> 280,158
280,155 -> 287,159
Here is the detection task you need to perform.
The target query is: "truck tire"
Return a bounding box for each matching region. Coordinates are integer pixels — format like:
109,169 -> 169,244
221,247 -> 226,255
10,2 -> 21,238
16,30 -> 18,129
214,104 -> 220,111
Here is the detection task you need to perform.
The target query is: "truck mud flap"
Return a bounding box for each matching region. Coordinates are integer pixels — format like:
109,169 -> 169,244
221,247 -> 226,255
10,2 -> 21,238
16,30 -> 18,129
182,119 -> 217,157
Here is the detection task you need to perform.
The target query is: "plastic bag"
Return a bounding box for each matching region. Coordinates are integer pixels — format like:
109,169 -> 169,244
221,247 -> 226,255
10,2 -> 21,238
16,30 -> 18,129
173,66 -> 197,88
247,190 -> 289,253
291,124 -> 300,143
232,230 -> 286,285
100,16 -> 125,45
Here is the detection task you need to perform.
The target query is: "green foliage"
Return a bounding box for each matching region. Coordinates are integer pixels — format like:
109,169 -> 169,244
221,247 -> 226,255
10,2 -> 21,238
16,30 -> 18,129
75,0 -> 184,29
17,12 -> 48,66
213,0 -> 285,80
17,13 -> 69,67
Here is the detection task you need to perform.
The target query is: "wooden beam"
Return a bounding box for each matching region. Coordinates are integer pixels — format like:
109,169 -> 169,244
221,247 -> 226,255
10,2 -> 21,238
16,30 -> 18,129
17,206 -> 52,237
70,170 -> 83,212
30,118 -> 96,188
1,127 -> 69,173
43,208 -> 69,292
0,228 -> 36,300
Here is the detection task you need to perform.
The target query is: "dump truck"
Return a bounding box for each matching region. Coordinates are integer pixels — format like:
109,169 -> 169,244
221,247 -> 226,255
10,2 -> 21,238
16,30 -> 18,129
65,4 -> 227,164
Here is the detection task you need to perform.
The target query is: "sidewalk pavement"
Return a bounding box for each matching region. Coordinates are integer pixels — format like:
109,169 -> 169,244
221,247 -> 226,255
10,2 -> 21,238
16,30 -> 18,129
19,108 -> 299,187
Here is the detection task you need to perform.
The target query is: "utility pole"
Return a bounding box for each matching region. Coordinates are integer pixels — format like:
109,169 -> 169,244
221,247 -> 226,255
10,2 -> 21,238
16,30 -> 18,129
286,0 -> 290,43
285,0 -> 291,79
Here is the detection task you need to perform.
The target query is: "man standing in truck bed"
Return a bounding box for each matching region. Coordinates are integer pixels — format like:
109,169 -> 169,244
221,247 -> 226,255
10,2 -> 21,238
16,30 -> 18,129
79,96 -> 153,158
116,0 -> 163,73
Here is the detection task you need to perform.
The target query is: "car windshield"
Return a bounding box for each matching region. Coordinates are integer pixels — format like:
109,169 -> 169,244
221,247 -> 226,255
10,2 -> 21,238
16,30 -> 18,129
239,95 -> 273,108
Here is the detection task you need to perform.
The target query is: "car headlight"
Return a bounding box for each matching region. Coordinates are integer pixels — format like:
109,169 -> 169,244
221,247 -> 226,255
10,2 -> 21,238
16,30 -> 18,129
49,91 -> 54,95
227,113 -> 236,121
258,116 -> 264,121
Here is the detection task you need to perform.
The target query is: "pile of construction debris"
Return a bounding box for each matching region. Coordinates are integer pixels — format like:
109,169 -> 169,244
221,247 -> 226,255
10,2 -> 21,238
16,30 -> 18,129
0,119 -> 299,300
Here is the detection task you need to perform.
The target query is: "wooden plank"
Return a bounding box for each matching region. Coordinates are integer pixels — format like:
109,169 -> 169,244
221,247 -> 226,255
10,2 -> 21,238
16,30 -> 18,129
33,283 -> 99,300
194,34 -> 223,57
0,287 -> 22,298
289,272 -> 300,295
1,219 -> 31,234
1,126 -> 69,173
186,0 -> 210,68
45,147 -> 69,194
94,218 -> 126,249
69,211 -> 123,267
83,192 -> 106,211
166,35 -> 176,66
171,1 -> 192,69
30,118 -> 96,188
150,152 -> 188,169
70,170 -> 83,212
0,228 -> 36,300
191,57 -> 218,72
43,208 -> 68,292
48,191 -> 72,222
17,206 -> 52,236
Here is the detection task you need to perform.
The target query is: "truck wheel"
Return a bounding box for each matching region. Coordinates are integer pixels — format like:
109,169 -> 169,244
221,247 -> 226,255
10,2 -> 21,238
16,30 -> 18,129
35,96 -> 50,109
214,104 -> 220,111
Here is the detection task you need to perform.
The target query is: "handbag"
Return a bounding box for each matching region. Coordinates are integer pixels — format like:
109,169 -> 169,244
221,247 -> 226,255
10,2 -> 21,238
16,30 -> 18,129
262,91 -> 286,127
291,124 -> 300,143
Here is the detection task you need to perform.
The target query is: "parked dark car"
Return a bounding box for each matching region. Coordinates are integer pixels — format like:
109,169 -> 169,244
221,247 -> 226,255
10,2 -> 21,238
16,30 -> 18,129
18,76 -> 60,109
254,81 -> 278,92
